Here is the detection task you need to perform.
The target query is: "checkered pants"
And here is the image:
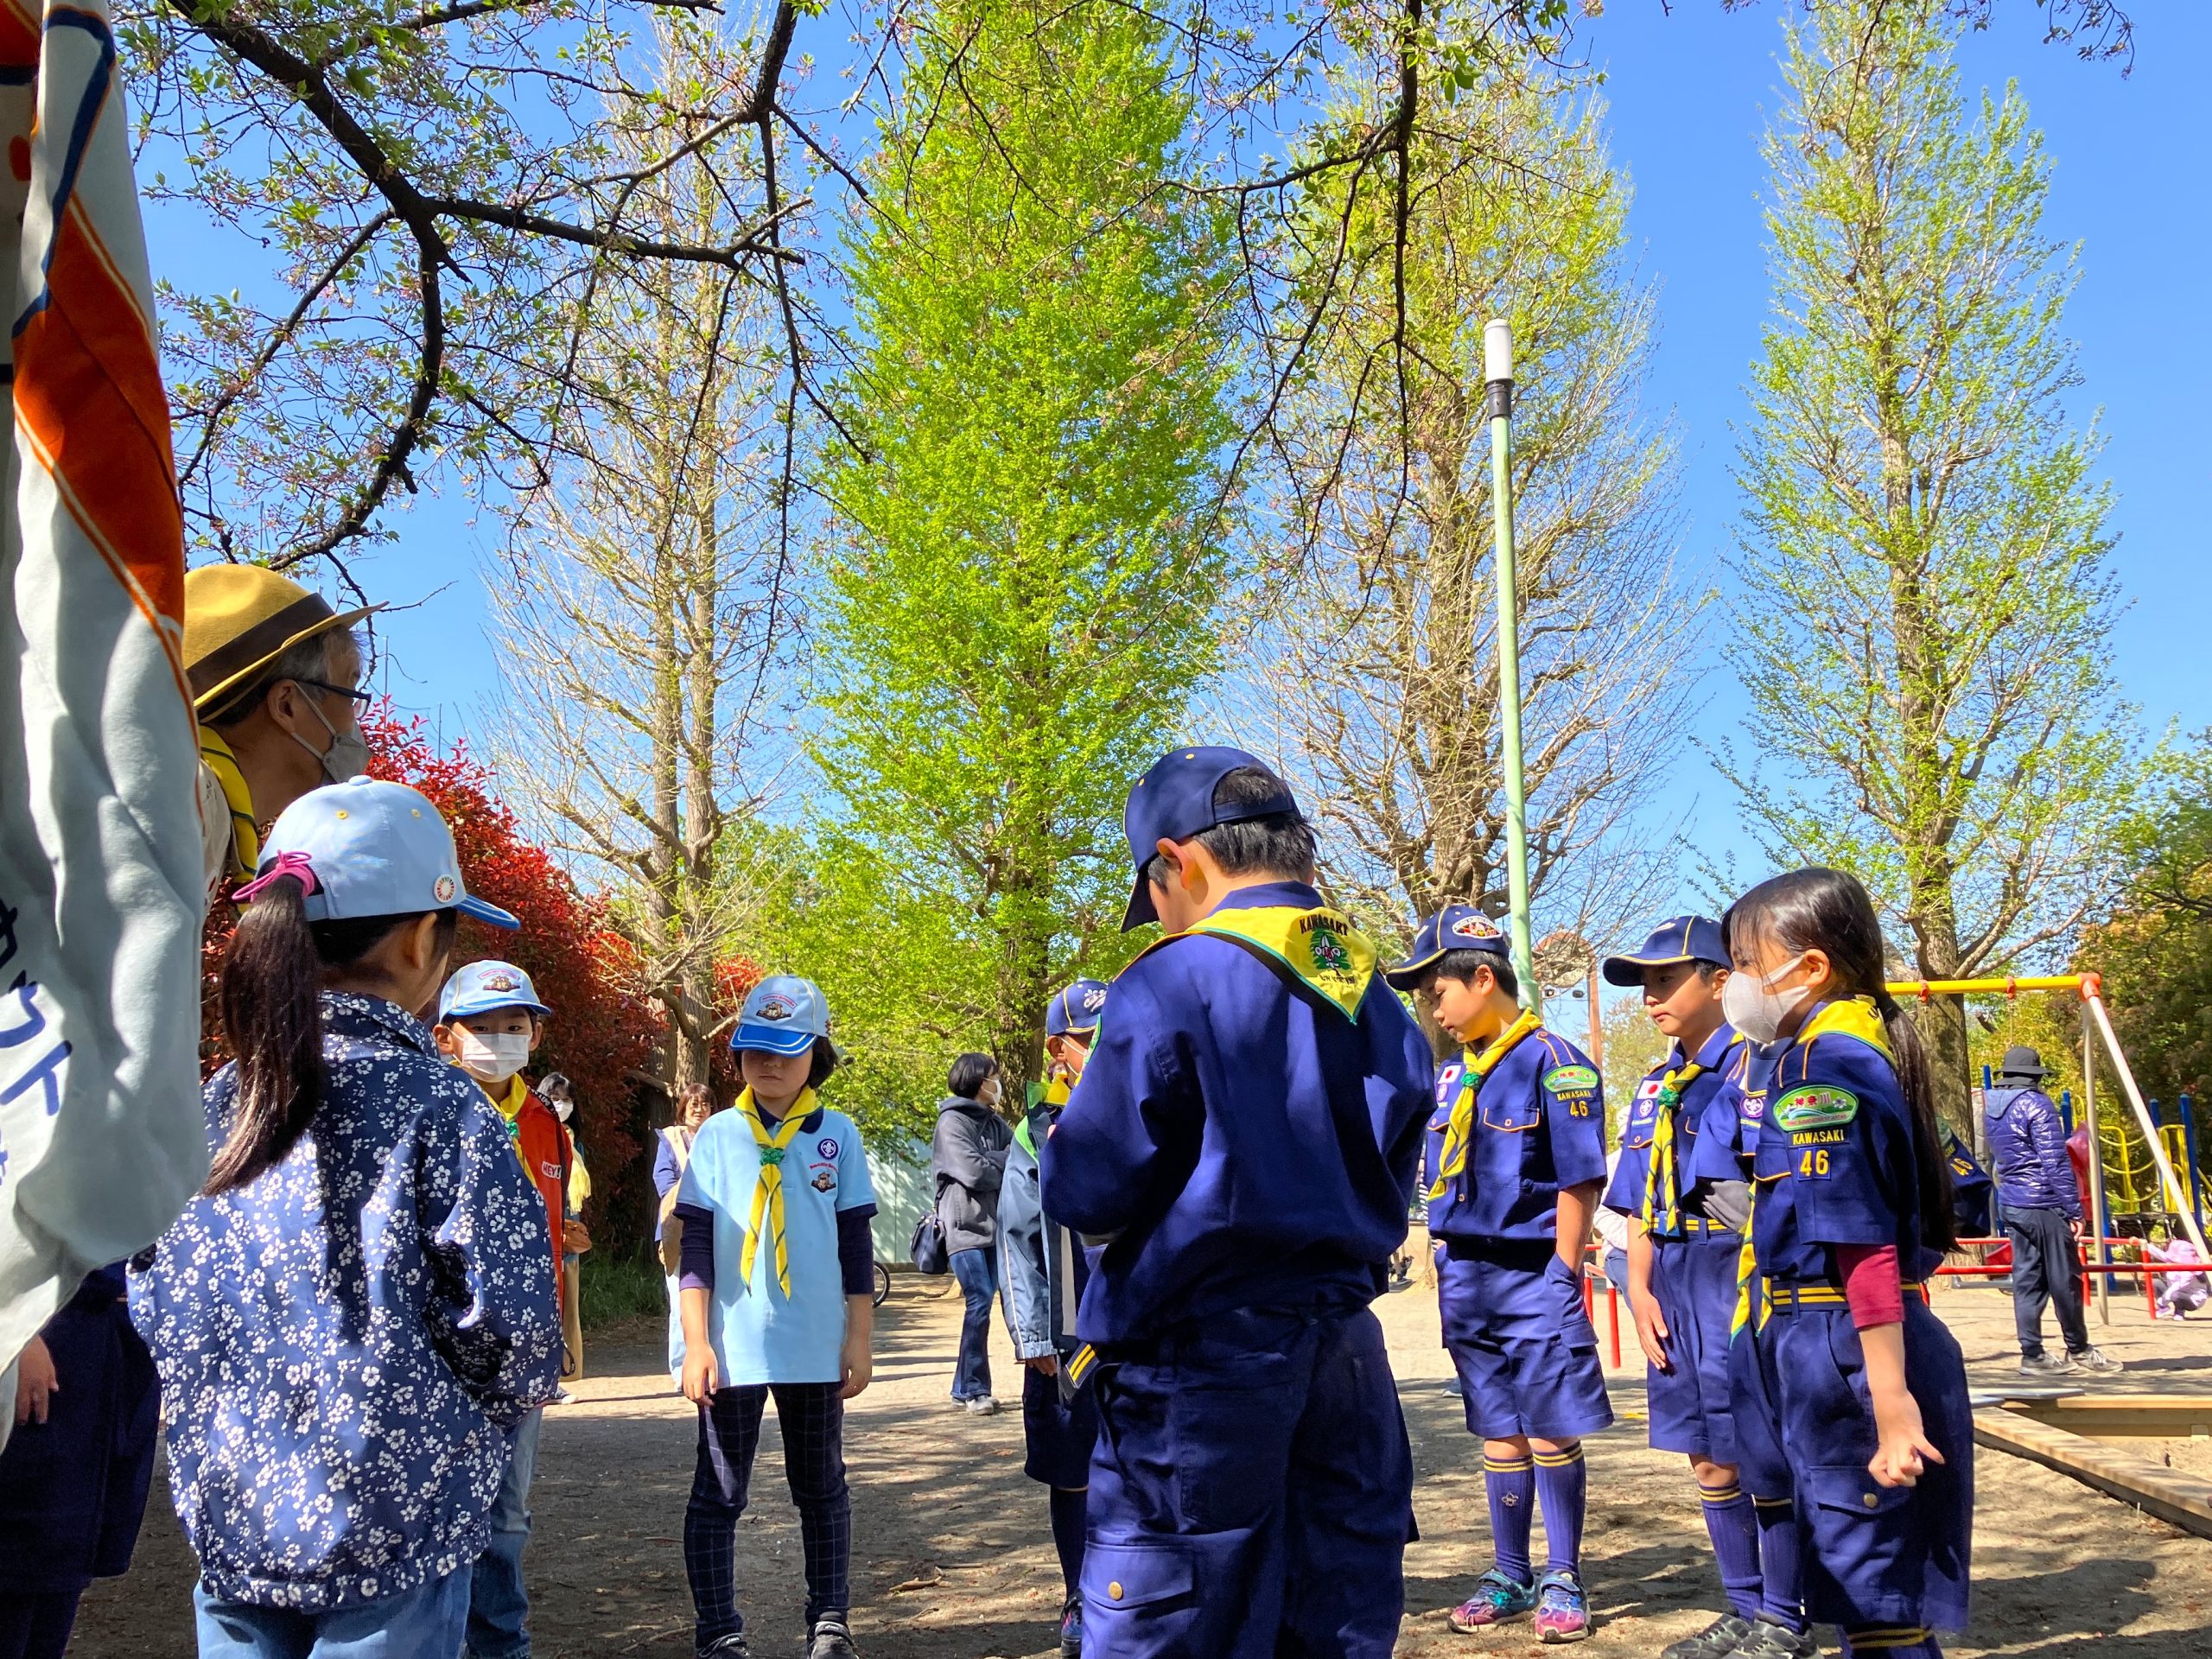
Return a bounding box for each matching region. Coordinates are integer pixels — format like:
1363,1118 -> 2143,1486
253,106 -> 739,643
684,1382 -> 849,1643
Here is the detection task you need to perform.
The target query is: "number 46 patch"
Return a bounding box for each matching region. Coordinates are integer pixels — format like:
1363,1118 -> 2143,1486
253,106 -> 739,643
1796,1147 -> 1835,1179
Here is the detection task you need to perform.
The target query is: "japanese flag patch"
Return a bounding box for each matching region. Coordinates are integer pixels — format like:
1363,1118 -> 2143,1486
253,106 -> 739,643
1773,1084 -> 1858,1131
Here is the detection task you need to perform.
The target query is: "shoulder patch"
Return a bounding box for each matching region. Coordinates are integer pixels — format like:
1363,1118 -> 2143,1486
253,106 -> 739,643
1773,1084 -> 1859,1131
1544,1064 -> 1599,1094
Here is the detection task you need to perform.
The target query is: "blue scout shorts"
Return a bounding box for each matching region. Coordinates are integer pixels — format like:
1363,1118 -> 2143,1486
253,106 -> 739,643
1023,1361 -> 1100,1489
1082,1302 -> 1413,1659
1646,1225 -> 1745,1465
1438,1242 -> 1613,1442
1731,1293 -> 1974,1630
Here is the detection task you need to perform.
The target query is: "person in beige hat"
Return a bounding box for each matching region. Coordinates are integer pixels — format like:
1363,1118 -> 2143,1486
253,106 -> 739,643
182,565 -> 382,898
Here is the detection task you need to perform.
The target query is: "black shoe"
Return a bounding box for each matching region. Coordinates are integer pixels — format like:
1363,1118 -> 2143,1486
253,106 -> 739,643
2018,1351 -> 2075,1378
810,1617 -> 860,1659
1661,1612 -> 1755,1659
1731,1618 -> 1819,1659
696,1637 -> 750,1659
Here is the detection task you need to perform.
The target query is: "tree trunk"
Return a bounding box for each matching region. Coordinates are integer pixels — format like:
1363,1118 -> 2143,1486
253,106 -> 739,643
1907,878 -> 1974,1137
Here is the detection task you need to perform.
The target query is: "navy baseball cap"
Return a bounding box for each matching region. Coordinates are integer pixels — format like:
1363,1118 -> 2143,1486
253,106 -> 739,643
1046,978 -> 1109,1038
1600,916 -> 1729,986
1121,746 -> 1300,930
730,975 -> 840,1060
1382,903 -> 1509,990
439,960 -> 552,1022
249,778 -> 518,929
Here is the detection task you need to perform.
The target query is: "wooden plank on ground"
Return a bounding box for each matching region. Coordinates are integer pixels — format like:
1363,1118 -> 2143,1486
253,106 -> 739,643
1974,1408 -> 2212,1540
1995,1394 -> 2212,1439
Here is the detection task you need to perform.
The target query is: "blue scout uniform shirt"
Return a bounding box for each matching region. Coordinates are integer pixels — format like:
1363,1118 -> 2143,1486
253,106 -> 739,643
1600,1022 -> 1745,1232
1426,1026 -> 1607,1243
1039,880 -> 1434,1344
1749,999 -> 1942,1286
676,1101 -> 877,1384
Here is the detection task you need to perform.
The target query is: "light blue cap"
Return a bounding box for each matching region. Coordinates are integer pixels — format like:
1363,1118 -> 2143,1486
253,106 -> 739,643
253,777 -> 519,930
730,974 -> 837,1059
439,959 -> 551,1022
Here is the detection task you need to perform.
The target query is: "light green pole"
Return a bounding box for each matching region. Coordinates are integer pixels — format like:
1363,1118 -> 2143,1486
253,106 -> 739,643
1484,318 -> 1539,1014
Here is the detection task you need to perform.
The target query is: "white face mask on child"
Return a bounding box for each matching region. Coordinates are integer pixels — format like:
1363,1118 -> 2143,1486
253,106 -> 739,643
1721,953 -> 1810,1046
455,1028 -> 531,1084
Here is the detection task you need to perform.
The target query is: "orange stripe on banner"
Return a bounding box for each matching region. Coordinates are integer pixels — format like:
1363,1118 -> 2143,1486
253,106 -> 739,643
16,203 -> 184,628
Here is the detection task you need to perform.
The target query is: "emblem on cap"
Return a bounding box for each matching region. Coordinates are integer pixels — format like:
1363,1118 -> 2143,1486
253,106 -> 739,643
1450,913 -> 1502,940
758,995 -> 796,1021
1082,987 -> 1106,1011
435,875 -> 458,902
484,971 -> 521,994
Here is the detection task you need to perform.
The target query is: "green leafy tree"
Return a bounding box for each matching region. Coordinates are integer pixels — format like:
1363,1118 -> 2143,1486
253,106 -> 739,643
1730,0 -> 2137,1125
812,1 -> 1234,1088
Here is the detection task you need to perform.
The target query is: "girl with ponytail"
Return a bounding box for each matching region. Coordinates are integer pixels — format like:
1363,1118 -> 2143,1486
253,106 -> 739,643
1717,868 -> 1974,1659
131,779 -> 561,1655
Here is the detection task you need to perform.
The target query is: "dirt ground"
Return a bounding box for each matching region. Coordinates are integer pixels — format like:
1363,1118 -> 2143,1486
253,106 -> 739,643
73,1272 -> 2212,1658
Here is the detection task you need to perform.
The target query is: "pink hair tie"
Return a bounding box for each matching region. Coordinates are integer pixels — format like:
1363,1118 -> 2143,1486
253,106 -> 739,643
236,849 -> 319,902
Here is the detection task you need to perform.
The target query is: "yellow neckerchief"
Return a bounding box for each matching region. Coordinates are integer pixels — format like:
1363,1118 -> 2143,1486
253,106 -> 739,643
1733,997 -> 1893,1332
740,1085 -> 817,1298
1177,904 -> 1379,1020
1428,1008 -> 1543,1198
482,1073 -> 531,1172
1640,1052 -> 1708,1239
198,726 -> 259,878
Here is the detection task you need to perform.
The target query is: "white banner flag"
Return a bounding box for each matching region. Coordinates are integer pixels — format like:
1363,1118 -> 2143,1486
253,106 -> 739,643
0,0 -> 206,1391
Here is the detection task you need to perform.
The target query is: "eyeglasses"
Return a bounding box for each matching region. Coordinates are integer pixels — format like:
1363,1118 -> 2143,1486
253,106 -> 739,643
289,677 -> 372,707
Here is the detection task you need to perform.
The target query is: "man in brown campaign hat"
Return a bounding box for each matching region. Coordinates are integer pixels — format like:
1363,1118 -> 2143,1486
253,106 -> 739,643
182,565 -> 384,899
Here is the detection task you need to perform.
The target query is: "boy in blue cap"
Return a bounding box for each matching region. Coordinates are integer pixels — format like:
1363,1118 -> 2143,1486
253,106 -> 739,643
1386,904 -> 1611,1643
1597,919 -> 1809,1659
671,976 -> 878,1659
998,976 -> 1109,1658
1040,747 -> 1433,1659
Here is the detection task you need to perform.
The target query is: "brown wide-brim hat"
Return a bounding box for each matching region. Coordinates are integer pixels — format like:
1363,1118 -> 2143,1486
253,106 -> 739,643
183,564 -> 382,715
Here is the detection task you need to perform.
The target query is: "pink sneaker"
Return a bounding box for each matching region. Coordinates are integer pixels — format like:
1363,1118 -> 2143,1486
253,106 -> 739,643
1533,1570 -> 1591,1643
1448,1568 -> 1536,1630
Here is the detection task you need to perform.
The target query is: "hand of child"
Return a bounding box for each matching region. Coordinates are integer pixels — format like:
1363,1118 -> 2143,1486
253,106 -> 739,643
12,1335 -> 56,1427
840,1332 -> 874,1401
1868,1384 -> 1944,1488
1630,1290 -> 1672,1373
682,1344 -> 719,1406
1025,1353 -> 1060,1377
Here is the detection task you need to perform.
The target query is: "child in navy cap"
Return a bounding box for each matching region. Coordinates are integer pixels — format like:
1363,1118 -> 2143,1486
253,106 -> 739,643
998,977 -> 1109,1658
671,976 -> 878,1659
1041,747 -> 1433,1658
130,779 -> 559,1656
1385,903 -> 1611,1642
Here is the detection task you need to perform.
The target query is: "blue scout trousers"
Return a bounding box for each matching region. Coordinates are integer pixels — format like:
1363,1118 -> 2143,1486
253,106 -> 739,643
1082,1303 -> 1413,1658
1646,1228 -> 1745,1465
1730,1296 -> 1973,1630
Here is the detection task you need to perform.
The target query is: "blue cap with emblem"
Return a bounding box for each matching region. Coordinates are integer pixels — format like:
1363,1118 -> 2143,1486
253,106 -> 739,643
1046,977 -> 1109,1038
438,959 -> 552,1022
1599,916 -> 1729,986
1382,902 -> 1508,990
247,777 -> 519,930
1120,745 -> 1300,931
731,974 -> 841,1060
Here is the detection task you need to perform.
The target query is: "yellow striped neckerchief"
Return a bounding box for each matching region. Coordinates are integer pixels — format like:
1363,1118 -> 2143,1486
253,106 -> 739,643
1172,902 -> 1380,1020
199,726 -> 259,880
739,1085 -> 817,1298
1638,1027 -> 1746,1239
1427,1008 -> 1544,1199
1732,997 -> 1892,1332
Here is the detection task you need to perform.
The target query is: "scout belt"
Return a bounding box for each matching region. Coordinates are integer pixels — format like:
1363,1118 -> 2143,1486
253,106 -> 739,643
1761,1279 -> 1929,1318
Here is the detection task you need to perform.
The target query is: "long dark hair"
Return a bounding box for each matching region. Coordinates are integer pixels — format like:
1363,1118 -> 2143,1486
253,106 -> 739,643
1722,867 -> 1959,1252
208,874 -> 457,1195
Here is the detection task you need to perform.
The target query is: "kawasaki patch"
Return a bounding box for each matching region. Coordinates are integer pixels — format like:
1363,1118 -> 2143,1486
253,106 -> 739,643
1544,1065 -> 1599,1095
1773,1084 -> 1859,1131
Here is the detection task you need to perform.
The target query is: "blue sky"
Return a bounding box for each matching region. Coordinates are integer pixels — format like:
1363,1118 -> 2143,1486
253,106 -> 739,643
219,2 -> 2211,881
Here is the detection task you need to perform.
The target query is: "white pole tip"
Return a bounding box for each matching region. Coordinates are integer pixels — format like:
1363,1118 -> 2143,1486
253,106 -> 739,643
1484,318 -> 1513,385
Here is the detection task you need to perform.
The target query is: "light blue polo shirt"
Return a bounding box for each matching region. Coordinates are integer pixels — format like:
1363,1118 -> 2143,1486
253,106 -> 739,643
676,1103 -> 877,1384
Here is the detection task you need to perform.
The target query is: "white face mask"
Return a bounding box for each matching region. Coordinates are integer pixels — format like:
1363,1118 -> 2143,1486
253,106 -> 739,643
291,690 -> 372,785
455,1028 -> 531,1084
1720,952 -> 1811,1046
552,1096 -> 574,1122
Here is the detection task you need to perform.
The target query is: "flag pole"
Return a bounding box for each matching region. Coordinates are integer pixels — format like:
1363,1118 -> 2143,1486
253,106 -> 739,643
1485,318 -> 1539,1014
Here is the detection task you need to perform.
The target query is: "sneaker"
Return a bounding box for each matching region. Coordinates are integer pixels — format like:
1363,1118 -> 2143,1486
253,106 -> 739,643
809,1618 -> 859,1659
695,1637 -> 750,1659
1058,1593 -> 1084,1656
963,1395 -> 1001,1416
1662,1613 -> 1755,1659
1447,1567 -> 1538,1630
550,1385 -> 575,1405
1731,1618 -> 1820,1659
2018,1351 -> 2075,1378
2068,1346 -> 2123,1374
1533,1569 -> 1591,1643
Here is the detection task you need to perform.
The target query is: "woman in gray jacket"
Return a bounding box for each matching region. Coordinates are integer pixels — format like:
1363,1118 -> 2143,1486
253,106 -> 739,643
932,1052 -> 1014,1414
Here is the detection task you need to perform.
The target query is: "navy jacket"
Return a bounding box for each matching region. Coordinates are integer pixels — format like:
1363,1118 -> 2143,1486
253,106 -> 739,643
1984,1084 -> 2081,1219
1039,880 -> 1434,1344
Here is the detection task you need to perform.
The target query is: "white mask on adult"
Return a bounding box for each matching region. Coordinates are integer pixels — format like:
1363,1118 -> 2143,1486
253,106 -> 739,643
1721,953 -> 1811,1046
455,1028 -> 531,1084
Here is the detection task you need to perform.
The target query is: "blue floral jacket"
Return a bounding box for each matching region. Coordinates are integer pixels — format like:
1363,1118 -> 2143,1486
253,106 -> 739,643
130,993 -> 560,1611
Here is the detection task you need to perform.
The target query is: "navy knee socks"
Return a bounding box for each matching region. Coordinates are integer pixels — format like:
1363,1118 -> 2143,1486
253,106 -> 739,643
1533,1444 -> 1587,1578
1752,1495 -> 1807,1633
1047,1486 -> 1086,1599
1483,1453 -> 1536,1585
1699,1480 -> 1764,1618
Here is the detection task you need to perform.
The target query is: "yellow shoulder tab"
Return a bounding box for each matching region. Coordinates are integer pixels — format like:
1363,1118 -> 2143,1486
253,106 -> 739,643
1798,996 -> 1893,1062
1178,905 -> 1379,1020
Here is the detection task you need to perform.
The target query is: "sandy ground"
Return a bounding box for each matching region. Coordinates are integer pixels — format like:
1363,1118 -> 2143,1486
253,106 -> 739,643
73,1272 -> 2212,1658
